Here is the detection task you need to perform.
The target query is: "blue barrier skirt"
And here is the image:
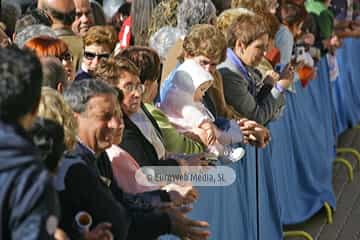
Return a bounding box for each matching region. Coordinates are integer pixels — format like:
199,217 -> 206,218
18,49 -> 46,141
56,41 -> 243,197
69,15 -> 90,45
333,38 -> 360,134
266,58 -> 336,224
158,39 -> 360,238
160,145 -> 283,240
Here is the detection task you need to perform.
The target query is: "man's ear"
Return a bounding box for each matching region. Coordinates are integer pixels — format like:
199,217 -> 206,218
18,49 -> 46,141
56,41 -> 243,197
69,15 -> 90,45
73,111 -> 81,121
235,39 -> 246,53
57,82 -> 64,94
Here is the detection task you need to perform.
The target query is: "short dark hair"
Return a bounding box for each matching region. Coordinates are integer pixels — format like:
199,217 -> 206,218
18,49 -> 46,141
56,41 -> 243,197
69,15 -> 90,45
120,46 -> 161,83
280,1 -> 307,27
227,14 -> 268,48
63,78 -> 117,114
0,47 -> 43,122
41,57 -> 67,89
30,117 -> 65,173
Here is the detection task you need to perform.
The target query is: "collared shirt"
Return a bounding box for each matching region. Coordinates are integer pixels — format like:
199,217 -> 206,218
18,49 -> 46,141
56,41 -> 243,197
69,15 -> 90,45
226,48 -> 256,96
130,109 -> 166,160
76,137 -> 95,155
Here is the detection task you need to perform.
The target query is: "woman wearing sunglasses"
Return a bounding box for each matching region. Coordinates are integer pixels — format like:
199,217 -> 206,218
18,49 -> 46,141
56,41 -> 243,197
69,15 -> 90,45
75,25 -> 117,81
24,36 -> 75,81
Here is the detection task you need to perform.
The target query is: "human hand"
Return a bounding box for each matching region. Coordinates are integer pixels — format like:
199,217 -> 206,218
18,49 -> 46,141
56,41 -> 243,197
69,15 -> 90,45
167,186 -> 199,205
238,120 -> 270,148
200,121 -> 217,145
166,207 -> 210,240
264,70 -> 280,84
278,64 -> 294,89
83,223 -> 113,240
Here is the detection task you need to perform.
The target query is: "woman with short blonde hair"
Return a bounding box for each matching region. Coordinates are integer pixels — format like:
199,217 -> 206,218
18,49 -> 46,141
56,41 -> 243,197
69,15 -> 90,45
37,87 -> 78,151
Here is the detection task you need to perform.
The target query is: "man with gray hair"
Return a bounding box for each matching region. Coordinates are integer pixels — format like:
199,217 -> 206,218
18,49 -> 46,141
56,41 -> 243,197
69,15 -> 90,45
60,79 -> 210,240
41,57 -> 67,93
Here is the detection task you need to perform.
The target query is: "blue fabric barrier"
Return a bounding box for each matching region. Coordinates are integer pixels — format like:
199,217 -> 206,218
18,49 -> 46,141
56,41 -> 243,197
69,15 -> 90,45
160,39 -> 360,238
161,145 -> 284,240
265,57 -> 336,224
333,38 -> 360,134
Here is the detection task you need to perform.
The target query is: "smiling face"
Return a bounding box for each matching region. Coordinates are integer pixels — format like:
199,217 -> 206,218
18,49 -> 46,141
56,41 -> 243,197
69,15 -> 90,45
73,0 -> 94,35
235,33 -> 269,67
76,93 -> 120,153
115,71 -> 143,116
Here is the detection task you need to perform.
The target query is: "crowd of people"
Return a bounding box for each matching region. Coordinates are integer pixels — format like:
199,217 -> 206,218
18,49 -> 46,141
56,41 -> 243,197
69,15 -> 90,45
0,0 -> 359,239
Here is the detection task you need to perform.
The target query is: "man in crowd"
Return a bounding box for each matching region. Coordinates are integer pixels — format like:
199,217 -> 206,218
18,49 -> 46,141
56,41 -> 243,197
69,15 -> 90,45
0,47 -> 59,239
41,0 -> 84,71
41,57 -> 68,93
72,0 -> 95,36
60,79 -> 210,239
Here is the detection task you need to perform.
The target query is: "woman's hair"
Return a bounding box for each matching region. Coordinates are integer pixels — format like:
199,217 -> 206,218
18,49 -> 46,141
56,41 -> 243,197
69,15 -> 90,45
119,46 -> 161,83
24,35 -> 69,58
183,24 -> 227,64
280,1 -> 307,27
258,10 -> 281,39
130,0 -> 159,46
231,0 -> 267,12
216,8 -> 254,40
177,0 -> 217,34
93,57 -> 140,85
83,25 -> 117,51
227,14 -> 268,48
37,87 -> 77,151
148,0 -> 180,38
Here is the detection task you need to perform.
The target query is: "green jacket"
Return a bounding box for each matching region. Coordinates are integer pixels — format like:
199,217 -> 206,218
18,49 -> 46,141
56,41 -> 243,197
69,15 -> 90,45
305,0 -> 334,39
144,103 -> 204,154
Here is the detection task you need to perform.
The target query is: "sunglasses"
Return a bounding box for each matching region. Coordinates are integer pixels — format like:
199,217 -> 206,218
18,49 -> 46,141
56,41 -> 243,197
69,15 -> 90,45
84,51 -> 111,60
58,52 -> 73,62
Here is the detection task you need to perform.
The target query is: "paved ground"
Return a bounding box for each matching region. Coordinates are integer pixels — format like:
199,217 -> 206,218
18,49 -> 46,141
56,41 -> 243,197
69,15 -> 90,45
284,127 -> 360,240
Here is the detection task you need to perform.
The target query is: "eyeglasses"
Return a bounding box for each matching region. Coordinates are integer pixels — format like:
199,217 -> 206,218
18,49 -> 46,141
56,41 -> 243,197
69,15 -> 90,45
58,52 -> 73,62
122,84 -> 145,93
84,51 -> 111,60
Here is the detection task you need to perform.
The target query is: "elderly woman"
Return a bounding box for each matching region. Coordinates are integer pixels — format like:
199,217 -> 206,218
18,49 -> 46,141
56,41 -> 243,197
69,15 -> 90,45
118,46 -> 205,154
94,56 -> 207,167
218,14 -> 292,125
93,59 -> 201,203
159,0 -> 217,82
24,36 -> 75,81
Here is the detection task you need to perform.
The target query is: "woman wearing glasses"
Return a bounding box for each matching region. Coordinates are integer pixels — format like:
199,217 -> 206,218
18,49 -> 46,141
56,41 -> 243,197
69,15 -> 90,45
75,25 -> 117,81
24,36 -> 75,81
